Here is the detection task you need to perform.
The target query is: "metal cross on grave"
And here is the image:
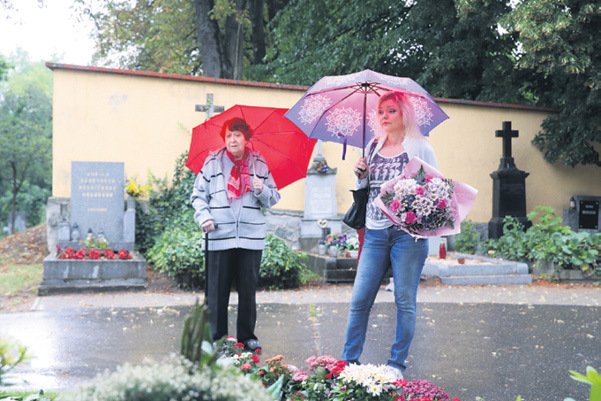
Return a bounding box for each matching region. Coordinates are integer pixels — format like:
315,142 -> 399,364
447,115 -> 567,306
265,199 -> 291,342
195,93 -> 224,119
495,121 -> 519,169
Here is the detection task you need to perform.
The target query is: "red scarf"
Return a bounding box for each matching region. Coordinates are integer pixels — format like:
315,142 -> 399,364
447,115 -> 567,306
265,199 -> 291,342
226,149 -> 251,200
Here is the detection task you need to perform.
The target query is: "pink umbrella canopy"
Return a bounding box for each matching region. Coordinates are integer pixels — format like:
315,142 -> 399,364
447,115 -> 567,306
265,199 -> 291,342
186,105 -> 317,190
285,69 -> 449,158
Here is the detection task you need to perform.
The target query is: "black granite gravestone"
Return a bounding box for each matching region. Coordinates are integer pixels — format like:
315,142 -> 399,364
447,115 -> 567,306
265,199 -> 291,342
488,121 -> 530,239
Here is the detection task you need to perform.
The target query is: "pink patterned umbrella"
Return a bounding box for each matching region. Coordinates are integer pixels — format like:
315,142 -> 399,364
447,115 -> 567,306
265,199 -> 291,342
285,69 -> 449,159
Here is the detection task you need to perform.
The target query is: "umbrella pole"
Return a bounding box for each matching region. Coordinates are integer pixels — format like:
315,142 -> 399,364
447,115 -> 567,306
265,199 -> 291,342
362,91 -> 367,158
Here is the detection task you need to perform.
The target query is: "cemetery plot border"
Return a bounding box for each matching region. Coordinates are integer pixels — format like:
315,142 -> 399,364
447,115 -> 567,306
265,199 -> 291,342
39,253 -> 147,295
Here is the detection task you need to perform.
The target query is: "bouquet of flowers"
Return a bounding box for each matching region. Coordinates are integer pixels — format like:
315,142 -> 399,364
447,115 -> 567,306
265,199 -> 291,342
326,233 -> 348,250
374,157 -> 477,238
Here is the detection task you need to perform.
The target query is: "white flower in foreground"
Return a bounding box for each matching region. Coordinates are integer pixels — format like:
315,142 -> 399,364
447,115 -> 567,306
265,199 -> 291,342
339,363 -> 398,396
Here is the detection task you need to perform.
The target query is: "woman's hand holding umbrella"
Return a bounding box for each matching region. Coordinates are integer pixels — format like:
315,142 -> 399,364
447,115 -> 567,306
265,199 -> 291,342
354,157 -> 368,179
252,177 -> 264,193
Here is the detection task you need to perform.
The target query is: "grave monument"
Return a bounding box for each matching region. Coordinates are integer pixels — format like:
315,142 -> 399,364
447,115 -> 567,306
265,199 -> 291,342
299,143 -> 342,251
41,161 -> 146,294
488,121 -> 530,239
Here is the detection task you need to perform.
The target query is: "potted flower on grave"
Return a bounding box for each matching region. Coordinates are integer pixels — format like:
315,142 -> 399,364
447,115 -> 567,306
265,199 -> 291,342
346,235 -> 360,258
124,177 -> 151,209
325,233 -> 347,257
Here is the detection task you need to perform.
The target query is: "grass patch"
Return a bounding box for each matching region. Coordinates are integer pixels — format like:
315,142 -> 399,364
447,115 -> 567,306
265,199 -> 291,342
0,263 -> 42,296
0,390 -> 59,400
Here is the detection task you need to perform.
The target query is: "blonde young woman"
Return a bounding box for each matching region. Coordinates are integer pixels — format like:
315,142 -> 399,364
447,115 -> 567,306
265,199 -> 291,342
341,91 -> 438,378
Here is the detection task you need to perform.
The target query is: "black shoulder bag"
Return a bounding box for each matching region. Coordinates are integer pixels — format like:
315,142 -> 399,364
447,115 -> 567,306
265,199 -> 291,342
342,141 -> 377,229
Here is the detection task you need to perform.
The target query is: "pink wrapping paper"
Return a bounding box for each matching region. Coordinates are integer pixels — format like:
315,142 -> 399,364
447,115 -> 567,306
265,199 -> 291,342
373,157 -> 478,238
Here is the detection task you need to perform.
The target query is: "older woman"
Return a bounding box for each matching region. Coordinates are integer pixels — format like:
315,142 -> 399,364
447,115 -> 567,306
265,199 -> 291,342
341,91 -> 438,378
191,117 -> 280,353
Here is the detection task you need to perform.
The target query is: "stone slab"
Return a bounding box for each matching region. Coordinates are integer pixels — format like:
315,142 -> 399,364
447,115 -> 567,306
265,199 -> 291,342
441,274 -> 533,285
40,255 -> 147,295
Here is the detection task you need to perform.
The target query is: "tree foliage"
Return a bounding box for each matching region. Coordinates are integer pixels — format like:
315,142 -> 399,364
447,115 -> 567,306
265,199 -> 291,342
0,57 -> 52,232
73,0 -> 199,74
74,0 -> 288,79
256,0 -> 524,104
72,0 -> 599,167
505,0 -> 601,167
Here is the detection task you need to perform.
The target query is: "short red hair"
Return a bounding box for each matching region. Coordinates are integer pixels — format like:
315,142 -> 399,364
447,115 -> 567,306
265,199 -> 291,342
220,118 -> 253,141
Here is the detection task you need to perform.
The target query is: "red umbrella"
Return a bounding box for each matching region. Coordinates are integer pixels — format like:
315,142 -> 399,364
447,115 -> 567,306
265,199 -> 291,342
186,105 -> 317,189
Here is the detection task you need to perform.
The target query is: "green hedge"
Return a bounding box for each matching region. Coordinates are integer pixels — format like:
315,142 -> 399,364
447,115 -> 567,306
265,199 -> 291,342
146,212 -> 308,290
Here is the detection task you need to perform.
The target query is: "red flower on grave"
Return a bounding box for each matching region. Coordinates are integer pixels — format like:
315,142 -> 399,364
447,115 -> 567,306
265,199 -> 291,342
104,249 -> 115,259
117,249 -> 131,260
89,249 -> 101,259
75,249 -> 87,259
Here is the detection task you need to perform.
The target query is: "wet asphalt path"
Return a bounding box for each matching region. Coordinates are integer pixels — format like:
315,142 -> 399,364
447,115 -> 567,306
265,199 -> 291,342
1,293 -> 600,401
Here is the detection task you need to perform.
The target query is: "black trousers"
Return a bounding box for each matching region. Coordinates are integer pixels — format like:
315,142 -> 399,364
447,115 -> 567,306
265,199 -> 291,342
206,248 -> 262,342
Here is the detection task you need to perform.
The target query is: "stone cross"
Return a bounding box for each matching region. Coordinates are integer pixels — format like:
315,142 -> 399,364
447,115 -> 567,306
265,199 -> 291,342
195,93 -> 224,119
495,121 -> 519,169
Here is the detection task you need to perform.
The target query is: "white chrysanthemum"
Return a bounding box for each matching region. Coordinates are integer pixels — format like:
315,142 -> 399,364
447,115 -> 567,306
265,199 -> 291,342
325,107 -> 361,138
394,179 -> 417,198
339,363 -> 397,397
61,355 -> 272,401
298,95 -> 332,125
412,195 -> 435,217
426,179 -> 453,199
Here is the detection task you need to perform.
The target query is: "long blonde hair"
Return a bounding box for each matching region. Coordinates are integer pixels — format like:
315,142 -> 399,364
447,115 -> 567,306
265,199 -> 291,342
376,91 -> 422,140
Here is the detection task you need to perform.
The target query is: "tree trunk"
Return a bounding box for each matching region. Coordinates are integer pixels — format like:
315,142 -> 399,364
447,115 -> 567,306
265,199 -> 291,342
223,0 -> 247,79
194,0 -> 223,78
266,0 -> 289,21
249,0 -> 266,64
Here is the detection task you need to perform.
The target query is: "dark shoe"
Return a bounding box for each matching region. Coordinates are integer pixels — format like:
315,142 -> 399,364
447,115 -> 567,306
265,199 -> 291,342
243,338 -> 261,353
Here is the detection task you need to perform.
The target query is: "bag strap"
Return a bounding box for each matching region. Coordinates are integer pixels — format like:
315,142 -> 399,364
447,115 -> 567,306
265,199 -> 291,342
364,139 -> 379,187
366,139 -> 378,163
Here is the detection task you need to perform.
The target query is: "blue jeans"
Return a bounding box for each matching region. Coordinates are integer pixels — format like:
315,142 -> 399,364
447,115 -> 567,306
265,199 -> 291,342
341,227 -> 428,370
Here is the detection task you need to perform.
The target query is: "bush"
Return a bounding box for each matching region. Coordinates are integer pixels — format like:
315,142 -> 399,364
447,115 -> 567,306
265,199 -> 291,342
147,212 -> 308,290
485,206 -> 601,274
453,220 -> 481,254
60,355 -> 273,401
136,152 -> 197,254
145,210 -> 204,290
260,235 -> 308,289
0,338 -> 29,385
485,216 -> 528,261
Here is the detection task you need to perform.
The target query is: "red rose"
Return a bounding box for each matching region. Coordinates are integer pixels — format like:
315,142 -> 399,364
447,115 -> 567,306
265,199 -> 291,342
234,342 -> 245,349
251,355 -> 260,363
104,249 -> 115,259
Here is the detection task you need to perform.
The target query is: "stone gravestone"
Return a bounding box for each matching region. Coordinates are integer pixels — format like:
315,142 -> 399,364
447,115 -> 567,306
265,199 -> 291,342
41,161 -> 145,294
68,161 -> 131,249
564,195 -> 601,232
299,147 -> 342,250
488,121 -> 530,239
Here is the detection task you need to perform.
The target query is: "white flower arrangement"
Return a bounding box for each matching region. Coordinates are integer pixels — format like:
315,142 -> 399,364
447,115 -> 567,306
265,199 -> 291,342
338,363 -> 399,397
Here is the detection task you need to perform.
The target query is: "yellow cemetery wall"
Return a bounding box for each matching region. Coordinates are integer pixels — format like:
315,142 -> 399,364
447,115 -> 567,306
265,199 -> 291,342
49,64 -> 601,223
